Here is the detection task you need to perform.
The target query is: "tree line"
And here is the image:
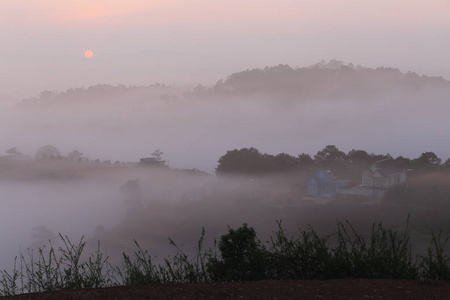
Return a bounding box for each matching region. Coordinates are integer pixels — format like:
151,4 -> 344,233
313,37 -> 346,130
216,145 -> 449,177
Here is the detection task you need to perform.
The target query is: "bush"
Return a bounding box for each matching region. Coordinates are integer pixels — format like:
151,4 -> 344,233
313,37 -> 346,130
207,223 -> 267,281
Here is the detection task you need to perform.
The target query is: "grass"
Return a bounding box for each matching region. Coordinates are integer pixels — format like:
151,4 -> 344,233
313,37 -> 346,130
0,220 -> 449,296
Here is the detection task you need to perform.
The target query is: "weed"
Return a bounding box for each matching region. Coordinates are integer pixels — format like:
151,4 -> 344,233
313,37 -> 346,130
420,229 -> 450,280
0,219 -> 449,297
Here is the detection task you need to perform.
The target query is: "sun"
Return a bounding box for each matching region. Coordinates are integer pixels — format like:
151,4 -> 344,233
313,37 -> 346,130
84,50 -> 94,58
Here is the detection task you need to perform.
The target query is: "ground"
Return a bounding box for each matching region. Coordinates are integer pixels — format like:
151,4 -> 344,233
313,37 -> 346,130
3,279 -> 450,299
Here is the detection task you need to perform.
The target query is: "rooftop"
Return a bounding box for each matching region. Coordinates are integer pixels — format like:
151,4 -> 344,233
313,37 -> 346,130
373,158 -> 405,176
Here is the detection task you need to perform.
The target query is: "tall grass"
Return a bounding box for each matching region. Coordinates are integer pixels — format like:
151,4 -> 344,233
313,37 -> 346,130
420,229 -> 450,280
328,220 -> 417,279
0,220 -> 449,296
266,221 -> 330,279
116,228 -> 210,285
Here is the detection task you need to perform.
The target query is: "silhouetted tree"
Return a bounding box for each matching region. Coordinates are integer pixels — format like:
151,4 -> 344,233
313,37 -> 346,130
395,156 -> 411,169
443,158 -> 450,170
412,152 -> 442,170
216,148 -> 265,175
151,149 -> 164,161
207,223 -> 267,281
296,153 -> 316,170
348,149 -> 372,164
270,153 -> 297,172
314,145 -> 347,169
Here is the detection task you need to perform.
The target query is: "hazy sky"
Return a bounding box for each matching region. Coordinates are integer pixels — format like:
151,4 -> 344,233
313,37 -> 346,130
1,0 -> 450,97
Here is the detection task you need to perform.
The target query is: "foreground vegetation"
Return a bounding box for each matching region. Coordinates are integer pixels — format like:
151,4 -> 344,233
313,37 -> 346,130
1,220 -> 449,296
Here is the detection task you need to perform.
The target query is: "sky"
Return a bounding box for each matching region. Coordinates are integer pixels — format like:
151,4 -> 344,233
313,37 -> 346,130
1,0 -> 450,97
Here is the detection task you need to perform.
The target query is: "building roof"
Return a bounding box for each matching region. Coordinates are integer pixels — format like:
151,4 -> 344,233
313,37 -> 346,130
372,158 -> 405,176
139,157 -> 166,163
310,169 -> 339,183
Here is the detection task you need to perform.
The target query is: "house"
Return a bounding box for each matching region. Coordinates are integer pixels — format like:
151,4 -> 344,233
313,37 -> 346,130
362,158 -> 406,187
307,169 -> 349,198
361,158 -> 406,196
139,157 -> 166,167
336,158 -> 406,199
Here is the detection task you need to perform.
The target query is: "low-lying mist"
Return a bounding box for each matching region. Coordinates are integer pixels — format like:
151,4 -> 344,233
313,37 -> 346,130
1,63 -> 450,270
1,78 -> 450,173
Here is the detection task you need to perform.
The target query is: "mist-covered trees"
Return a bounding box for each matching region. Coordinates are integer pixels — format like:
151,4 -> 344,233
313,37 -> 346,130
188,61 -> 450,99
216,148 -> 266,174
215,145 -> 363,176
216,145 -> 447,176
5,147 -> 22,156
216,148 -> 318,175
67,150 -> 83,162
151,149 -> 164,161
18,83 -> 176,107
35,145 -> 60,160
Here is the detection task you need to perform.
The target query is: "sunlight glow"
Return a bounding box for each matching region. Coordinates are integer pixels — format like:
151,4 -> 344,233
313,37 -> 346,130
84,50 -> 94,58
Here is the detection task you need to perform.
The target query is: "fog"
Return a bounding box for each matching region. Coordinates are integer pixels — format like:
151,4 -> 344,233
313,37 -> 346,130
1,72 -> 449,173
0,64 -> 450,270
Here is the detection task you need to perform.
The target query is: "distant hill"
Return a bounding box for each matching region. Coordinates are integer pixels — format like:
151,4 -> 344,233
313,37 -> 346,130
186,60 -> 450,99
17,60 -> 450,107
18,83 -> 185,107
6,60 -> 450,174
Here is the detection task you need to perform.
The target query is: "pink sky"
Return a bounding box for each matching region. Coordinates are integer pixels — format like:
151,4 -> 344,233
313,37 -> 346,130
2,1 -> 449,26
1,0 -> 450,97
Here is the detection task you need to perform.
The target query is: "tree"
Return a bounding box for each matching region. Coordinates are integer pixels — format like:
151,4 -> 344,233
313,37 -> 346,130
296,153 -> 315,170
348,149 -> 371,164
35,145 -> 60,161
216,147 -> 265,175
269,153 -> 297,172
443,158 -> 450,170
207,223 -> 267,281
151,149 -> 164,161
395,156 -> 411,168
413,152 -> 442,169
68,150 -> 83,162
314,145 -> 347,168
5,147 -> 22,155
38,90 -> 56,102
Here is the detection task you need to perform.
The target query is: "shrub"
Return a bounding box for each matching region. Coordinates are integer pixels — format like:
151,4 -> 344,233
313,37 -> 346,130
207,223 -> 267,281
420,230 -> 450,280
